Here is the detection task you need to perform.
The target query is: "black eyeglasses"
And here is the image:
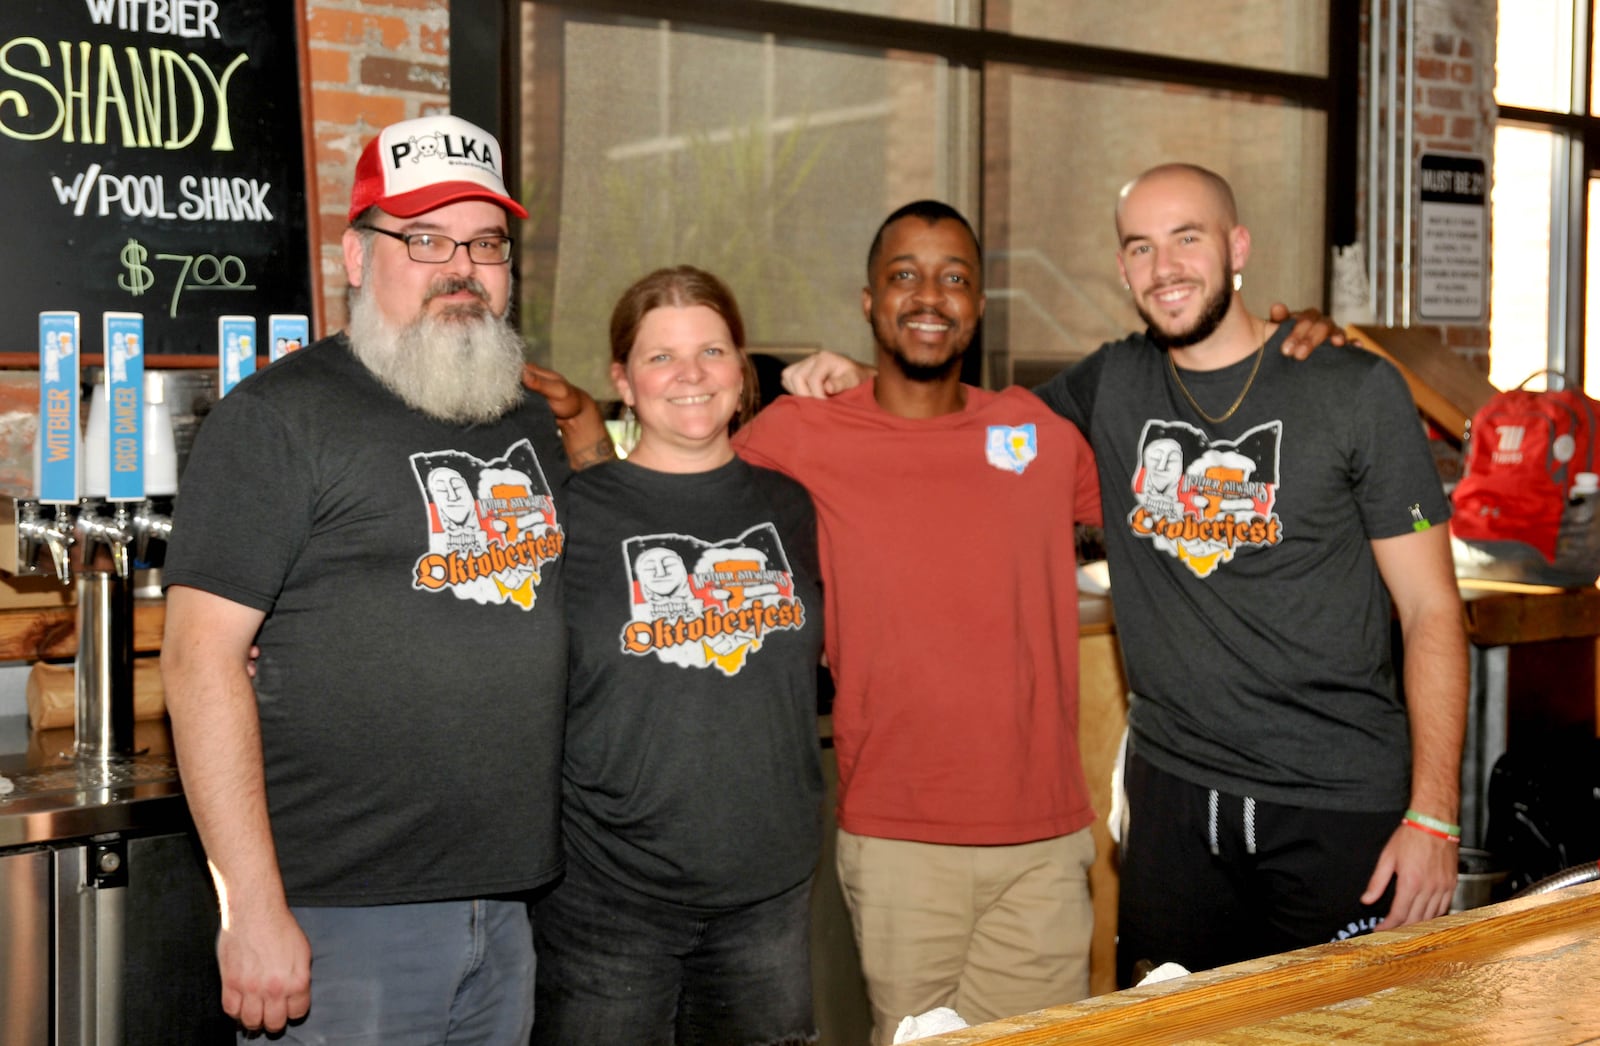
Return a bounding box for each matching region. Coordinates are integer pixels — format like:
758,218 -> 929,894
358,225 -> 514,265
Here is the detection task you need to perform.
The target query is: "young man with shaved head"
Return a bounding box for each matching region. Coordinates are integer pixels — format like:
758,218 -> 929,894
1039,163 -> 1467,985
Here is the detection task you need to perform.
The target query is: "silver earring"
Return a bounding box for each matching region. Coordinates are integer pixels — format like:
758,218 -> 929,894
616,404 -> 640,458
1232,272 -> 1243,291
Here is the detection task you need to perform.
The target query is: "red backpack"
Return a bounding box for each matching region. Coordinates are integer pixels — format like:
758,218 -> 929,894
1451,373 -> 1600,586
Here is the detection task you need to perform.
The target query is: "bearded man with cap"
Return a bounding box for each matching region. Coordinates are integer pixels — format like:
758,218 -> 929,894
162,114 -> 573,1042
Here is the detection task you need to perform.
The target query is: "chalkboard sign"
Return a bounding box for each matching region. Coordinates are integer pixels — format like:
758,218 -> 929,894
0,0 -> 313,356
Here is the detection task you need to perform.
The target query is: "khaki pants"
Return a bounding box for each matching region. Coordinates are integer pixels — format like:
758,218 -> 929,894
836,828 -> 1094,1043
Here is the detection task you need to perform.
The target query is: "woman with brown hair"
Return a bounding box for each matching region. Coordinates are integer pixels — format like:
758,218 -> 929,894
533,267 -> 824,1046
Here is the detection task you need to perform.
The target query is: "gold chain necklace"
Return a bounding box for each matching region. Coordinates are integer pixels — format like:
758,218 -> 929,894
1167,337 -> 1266,424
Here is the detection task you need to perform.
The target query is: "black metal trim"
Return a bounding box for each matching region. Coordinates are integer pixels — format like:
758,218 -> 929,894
1326,0 -> 1361,249
451,0 -> 511,132
536,0 -> 1334,107
1496,103 -> 1600,133
455,0 -> 1346,333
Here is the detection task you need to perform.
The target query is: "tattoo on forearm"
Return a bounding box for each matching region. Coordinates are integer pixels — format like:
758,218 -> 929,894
567,436 -> 617,470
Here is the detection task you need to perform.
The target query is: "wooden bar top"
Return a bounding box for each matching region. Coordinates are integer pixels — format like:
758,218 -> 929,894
0,582 -> 1580,662
914,881 -> 1600,1044
1457,579 -> 1600,646
0,598 -> 165,662
1086,581 -> 1600,648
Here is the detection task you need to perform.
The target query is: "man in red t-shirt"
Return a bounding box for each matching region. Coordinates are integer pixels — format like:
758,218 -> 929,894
735,201 -> 1102,1041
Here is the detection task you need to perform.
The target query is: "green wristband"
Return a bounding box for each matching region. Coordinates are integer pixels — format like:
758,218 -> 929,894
1404,808 -> 1460,837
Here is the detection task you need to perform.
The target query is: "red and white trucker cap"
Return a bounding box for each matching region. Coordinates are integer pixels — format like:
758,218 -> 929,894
348,114 -> 528,222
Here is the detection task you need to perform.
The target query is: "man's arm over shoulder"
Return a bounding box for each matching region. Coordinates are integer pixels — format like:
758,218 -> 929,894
1361,525 -> 1468,930
1266,302 -> 1347,358
162,586 -> 310,1034
522,364 -> 616,471
780,351 -> 872,397
1031,345 -> 1109,435
733,394 -> 816,477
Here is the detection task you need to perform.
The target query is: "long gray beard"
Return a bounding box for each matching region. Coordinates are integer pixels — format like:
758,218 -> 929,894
346,279 -> 526,425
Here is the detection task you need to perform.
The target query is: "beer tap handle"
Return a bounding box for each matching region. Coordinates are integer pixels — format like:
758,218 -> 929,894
112,505 -> 132,579
131,499 -> 173,563
47,505 -> 75,585
77,503 -> 137,580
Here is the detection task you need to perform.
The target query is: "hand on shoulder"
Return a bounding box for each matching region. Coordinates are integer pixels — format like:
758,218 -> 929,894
781,351 -> 874,397
1267,302 -> 1346,360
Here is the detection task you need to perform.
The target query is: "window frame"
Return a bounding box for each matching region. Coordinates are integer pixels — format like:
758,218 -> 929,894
450,0 -> 1356,380
1495,0 -> 1597,384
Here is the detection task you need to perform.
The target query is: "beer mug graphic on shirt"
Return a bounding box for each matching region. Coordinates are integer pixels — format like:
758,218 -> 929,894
486,481 -> 540,543
705,557 -> 763,608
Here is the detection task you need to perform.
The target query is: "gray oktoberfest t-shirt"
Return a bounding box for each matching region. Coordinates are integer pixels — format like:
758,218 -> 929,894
1035,323 -> 1451,810
164,336 -> 571,904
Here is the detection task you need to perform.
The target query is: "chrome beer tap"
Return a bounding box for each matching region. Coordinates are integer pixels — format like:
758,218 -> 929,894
77,499 -> 136,579
15,500 -> 78,584
130,496 -> 173,566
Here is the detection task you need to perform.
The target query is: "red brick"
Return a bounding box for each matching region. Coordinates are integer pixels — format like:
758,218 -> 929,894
1450,62 -> 1475,85
1451,117 -> 1477,139
420,24 -> 449,56
317,212 -> 348,246
1417,57 -> 1448,81
308,9 -> 411,50
1415,113 -> 1446,135
359,55 -> 449,94
1427,87 -> 1464,110
308,46 -> 351,86
319,172 -> 356,206
1432,33 -> 1455,56
1459,39 -> 1474,59
313,89 -> 409,129
305,0 -> 453,333
314,129 -> 362,168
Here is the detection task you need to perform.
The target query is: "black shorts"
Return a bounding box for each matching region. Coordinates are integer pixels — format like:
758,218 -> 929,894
1115,750 -> 1402,988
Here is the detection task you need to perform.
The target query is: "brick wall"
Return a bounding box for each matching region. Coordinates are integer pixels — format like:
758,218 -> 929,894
302,0 -> 452,333
1414,0 -> 1496,372
1358,0 -> 1495,373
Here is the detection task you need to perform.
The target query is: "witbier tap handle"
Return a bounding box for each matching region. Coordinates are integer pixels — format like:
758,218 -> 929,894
45,533 -> 71,584
46,507 -> 75,585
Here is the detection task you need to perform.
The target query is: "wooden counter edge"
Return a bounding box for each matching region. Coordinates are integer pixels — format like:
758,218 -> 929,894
0,598 -> 166,662
1460,581 -> 1600,646
1084,583 -> 1600,647
911,880 -> 1600,1045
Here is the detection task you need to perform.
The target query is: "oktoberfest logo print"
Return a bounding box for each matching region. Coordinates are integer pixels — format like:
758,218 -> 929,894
619,522 -> 806,677
1128,419 -> 1283,579
410,438 -> 563,609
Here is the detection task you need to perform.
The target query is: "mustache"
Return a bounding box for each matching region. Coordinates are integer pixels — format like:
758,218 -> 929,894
898,307 -> 953,326
425,275 -> 491,306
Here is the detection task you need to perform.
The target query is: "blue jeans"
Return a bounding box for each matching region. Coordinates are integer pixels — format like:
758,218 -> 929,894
532,855 -> 816,1046
257,898 -> 534,1045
